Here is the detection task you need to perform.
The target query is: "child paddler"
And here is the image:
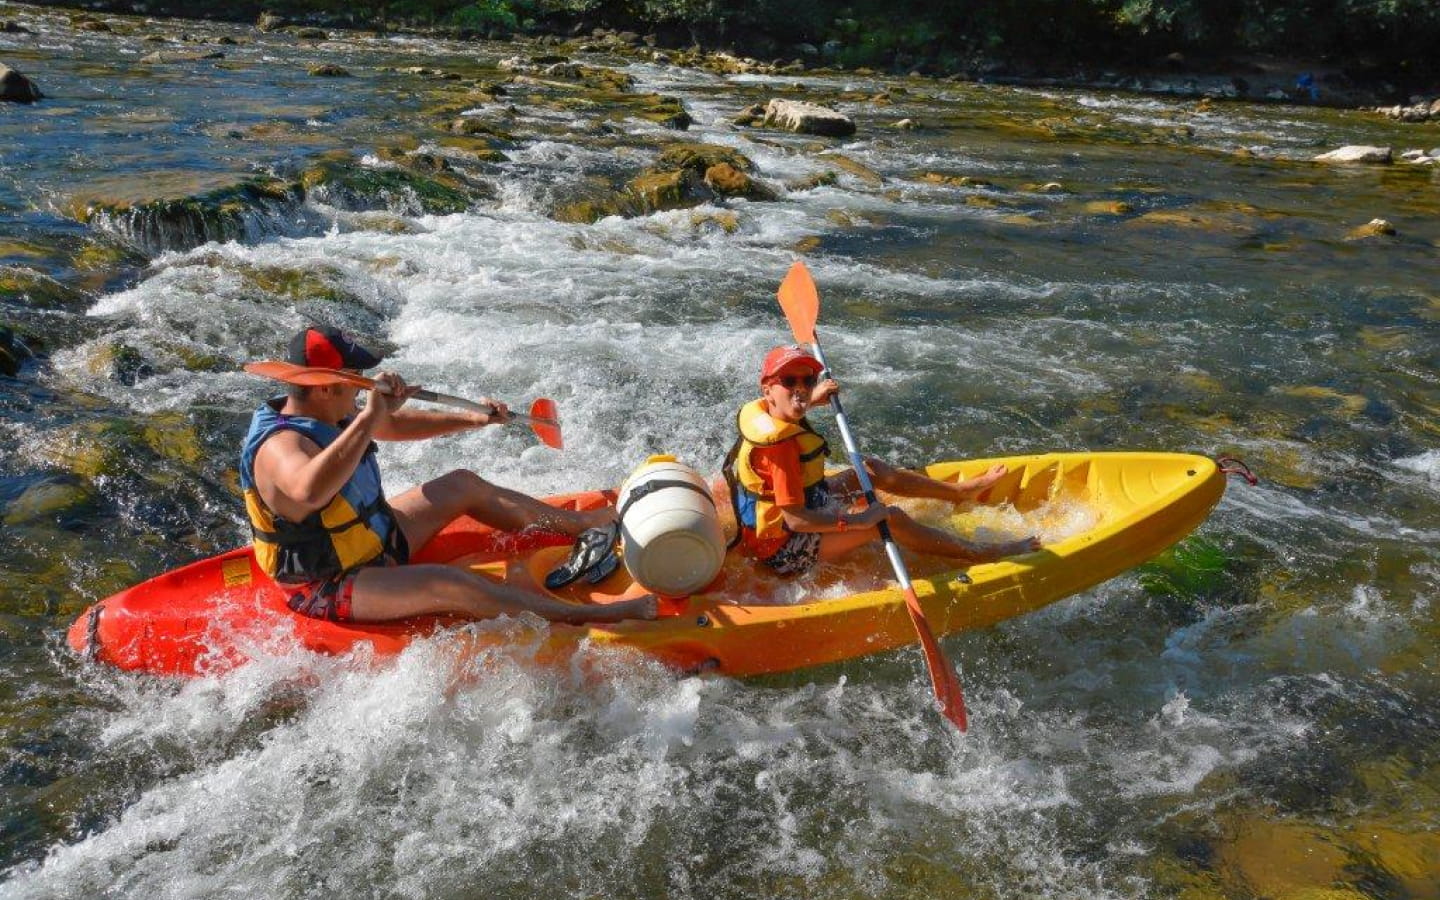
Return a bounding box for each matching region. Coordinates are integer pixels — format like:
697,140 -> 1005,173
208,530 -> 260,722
240,326 -> 656,624
725,345 -> 1041,577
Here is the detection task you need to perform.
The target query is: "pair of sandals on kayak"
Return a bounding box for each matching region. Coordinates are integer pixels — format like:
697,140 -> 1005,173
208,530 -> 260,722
544,521 -> 621,590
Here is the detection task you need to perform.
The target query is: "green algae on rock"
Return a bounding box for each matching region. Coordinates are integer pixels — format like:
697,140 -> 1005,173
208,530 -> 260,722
74,178 -> 303,255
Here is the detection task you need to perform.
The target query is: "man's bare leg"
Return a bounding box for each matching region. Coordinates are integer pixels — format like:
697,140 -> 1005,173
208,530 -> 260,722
349,564 -> 656,624
390,469 -> 613,552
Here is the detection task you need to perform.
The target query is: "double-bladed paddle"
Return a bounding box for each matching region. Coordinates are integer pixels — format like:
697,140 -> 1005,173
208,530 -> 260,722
776,260 -> 969,731
243,360 -> 564,450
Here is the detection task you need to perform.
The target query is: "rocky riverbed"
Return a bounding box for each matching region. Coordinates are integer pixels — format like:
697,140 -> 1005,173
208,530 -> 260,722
2,3 -> 1438,898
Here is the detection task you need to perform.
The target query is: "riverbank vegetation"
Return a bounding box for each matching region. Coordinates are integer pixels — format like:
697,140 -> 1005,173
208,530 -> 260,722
27,0 -> 1440,92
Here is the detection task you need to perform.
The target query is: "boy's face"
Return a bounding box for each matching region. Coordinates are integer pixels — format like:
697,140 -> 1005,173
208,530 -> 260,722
762,367 -> 819,423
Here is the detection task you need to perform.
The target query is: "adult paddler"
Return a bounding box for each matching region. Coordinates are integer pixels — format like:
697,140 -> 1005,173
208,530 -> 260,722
240,326 -> 656,624
726,345 -> 1041,577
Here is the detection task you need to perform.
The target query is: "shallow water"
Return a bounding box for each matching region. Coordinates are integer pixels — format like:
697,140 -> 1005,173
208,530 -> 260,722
2,4 -> 1438,898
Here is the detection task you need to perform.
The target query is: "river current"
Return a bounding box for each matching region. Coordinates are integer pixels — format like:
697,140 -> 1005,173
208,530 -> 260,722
1,4 -> 1437,898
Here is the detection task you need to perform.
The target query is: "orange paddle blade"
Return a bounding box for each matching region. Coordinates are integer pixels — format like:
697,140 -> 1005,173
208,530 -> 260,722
776,260 -> 820,345
528,398 -> 563,450
243,360 -> 374,388
903,587 -> 968,731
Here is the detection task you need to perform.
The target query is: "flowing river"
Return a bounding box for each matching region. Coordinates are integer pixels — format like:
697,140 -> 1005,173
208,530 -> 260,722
2,4 -> 1437,898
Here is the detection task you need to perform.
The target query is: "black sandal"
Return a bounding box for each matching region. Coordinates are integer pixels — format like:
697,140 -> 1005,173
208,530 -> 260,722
544,522 -> 620,590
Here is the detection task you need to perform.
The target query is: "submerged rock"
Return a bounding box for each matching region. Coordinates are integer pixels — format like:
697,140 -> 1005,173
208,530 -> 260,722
0,267 -> 86,309
761,99 -> 855,137
1345,217 -> 1396,240
139,50 -> 226,64
309,64 -> 351,77
2,476 -> 99,528
1314,145 -> 1392,164
632,94 -> 691,129
300,154 -> 484,215
0,63 -> 42,103
0,323 -> 39,377
77,178 -> 304,255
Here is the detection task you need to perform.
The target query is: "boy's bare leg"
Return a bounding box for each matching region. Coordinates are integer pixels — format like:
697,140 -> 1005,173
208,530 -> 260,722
836,458 -> 1008,504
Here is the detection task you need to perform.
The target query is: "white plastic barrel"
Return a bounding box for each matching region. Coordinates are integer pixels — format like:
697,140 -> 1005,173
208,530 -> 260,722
616,455 -> 725,596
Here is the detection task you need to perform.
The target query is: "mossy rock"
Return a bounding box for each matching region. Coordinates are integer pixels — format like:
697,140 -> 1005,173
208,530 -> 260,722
816,153 -> 883,186
227,259 -> 354,304
1214,818 -> 1351,899
0,239 -> 55,265
654,143 -> 756,175
578,66 -> 634,92
81,340 -> 154,386
141,411 -> 205,466
37,413 -> 207,481
0,267 -> 87,310
300,158 -> 476,215
78,178 -> 303,255
434,136 -> 510,163
308,64 -> 351,77
552,198 -> 619,224
0,331 -> 19,377
1084,200 -> 1136,216
632,94 -> 691,129
703,163 -> 779,201
2,476 -> 100,528
1,323 -> 41,377
787,171 -> 839,191
72,239 -> 143,271
449,117 -> 516,142
627,169 -> 703,214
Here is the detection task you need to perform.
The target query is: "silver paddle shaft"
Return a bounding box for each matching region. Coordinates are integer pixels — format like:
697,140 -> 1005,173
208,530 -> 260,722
808,340 -> 915,592
400,388 -> 553,427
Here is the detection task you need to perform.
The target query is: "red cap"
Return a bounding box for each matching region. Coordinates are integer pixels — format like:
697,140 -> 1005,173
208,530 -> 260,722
760,345 -> 823,383
286,326 -> 381,370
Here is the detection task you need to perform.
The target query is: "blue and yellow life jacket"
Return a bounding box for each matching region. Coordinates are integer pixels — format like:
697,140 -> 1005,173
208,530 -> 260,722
239,398 -> 400,583
724,398 -> 830,542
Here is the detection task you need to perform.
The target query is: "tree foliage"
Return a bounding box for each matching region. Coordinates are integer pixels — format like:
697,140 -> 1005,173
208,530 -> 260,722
47,0 -> 1440,81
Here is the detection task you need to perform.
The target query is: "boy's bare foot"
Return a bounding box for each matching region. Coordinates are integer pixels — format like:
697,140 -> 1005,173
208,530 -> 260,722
952,463 -> 1008,501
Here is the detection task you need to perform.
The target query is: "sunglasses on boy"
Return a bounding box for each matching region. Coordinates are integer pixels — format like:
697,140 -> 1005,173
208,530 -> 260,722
769,373 -> 819,390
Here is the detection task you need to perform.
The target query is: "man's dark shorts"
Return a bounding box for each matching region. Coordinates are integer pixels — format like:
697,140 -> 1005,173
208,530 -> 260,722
284,529 -> 409,623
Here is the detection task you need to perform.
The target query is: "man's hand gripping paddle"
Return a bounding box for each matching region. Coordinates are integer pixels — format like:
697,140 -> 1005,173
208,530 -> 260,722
776,261 -> 969,732
243,360 -> 564,450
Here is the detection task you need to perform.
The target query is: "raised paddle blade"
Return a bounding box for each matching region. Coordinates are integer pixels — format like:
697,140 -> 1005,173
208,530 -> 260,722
243,360 -> 375,388
904,588 -> 969,731
776,260 -> 820,345
528,398 -> 563,450
773,262 -> 971,733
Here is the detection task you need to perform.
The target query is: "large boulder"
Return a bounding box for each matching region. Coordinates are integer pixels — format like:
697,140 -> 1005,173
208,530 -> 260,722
0,64 -> 42,103
1314,145 -> 1392,164
762,99 -> 855,137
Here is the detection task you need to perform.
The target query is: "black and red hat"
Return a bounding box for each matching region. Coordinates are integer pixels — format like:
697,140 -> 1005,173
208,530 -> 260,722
286,326 -> 382,371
